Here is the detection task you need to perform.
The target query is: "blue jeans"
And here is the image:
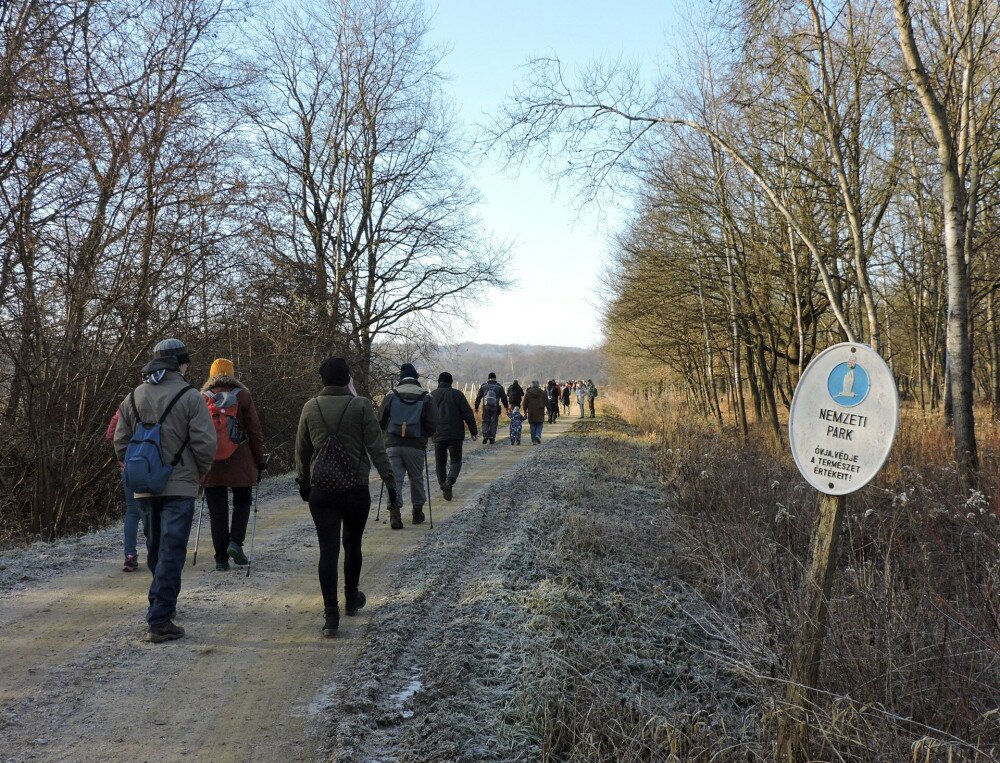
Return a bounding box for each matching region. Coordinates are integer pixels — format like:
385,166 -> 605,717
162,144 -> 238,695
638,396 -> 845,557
530,422 -> 543,442
122,472 -> 150,557
141,495 -> 195,625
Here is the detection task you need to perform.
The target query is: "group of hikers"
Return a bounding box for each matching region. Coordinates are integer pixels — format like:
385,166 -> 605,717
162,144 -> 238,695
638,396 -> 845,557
489,377 -> 599,445
108,339 -> 598,642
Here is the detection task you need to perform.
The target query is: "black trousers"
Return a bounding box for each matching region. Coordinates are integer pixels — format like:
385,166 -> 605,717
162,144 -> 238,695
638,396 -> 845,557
434,439 -> 464,487
308,485 -> 371,609
205,486 -> 252,563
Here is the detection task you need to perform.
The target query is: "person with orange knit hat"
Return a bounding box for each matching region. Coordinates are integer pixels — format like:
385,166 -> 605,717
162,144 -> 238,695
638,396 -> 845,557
201,358 -> 267,571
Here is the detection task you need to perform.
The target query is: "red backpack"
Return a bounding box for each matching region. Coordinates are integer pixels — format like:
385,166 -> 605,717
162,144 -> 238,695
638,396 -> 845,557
205,388 -> 247,461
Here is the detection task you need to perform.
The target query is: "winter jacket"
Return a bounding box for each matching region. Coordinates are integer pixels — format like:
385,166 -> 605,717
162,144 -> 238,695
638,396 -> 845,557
106,409 -> 120,443
106,409 -> 124,471
295,385 -> 396,491
113,366 -> 217,498
377,379 -> 437,450
561,386 -> 571,405
587,382 -> 599,399
201,375 -> 266,489
523,386 -> 548,424
506,382 -> 524,407
431,382 -> 478,442
575,386 -> 587,403
475,380 -> 509,411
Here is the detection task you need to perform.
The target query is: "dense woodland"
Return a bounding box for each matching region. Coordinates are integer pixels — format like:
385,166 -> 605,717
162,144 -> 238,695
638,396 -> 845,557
489,1 -> 1000,757
0,0 -> 506,540
495,0 -> 1000,484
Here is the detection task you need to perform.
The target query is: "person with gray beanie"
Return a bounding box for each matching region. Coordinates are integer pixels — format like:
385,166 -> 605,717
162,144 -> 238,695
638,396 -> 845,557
113,338 -> 217,643
430,371 -> 478,501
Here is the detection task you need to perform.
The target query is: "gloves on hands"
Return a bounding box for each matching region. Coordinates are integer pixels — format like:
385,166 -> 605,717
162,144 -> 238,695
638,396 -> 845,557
257,463 -> 268,484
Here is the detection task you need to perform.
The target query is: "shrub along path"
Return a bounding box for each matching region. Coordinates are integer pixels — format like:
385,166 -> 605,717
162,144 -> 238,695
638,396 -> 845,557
323,415 -> 754,762
0,417 -> 576,762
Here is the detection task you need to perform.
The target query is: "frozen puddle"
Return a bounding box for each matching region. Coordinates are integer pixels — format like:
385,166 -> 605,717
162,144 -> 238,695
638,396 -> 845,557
293,680 -> 339,718
391,674 -> 423,719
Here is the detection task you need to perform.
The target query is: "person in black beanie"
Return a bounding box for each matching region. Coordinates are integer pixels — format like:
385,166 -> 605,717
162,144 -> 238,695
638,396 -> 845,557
294,356 -> 398,637
430,371 -> 478,501
377,362 -> 437,529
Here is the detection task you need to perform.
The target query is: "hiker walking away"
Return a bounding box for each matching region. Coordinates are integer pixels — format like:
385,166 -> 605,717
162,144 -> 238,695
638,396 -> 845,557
114,339 -> 216,643
508,405 -> 525,445
575,382 -> 587,418
586,379 -> 599,418
474,372 -> 509,444
201,359 -> 267,571
295,357 -> 398,637
523,381 -> 548,444
431,371 -> 478,500
378,363 -> 437,529
506,379 -> 524,409
561,381 -> 571,415
106,408 -> 149,572
546,380 -> 560,424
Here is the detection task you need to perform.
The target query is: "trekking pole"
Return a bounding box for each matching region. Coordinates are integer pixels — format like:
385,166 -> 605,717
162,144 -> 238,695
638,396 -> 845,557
193,491 -> 205,565
424,451 -> 433,529
377,482 -> 384,521
246,484 -> 259,579
246,454 -> 269,579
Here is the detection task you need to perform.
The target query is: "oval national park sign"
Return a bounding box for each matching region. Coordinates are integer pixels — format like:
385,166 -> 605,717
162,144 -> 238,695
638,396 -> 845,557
789,343 -> 899,496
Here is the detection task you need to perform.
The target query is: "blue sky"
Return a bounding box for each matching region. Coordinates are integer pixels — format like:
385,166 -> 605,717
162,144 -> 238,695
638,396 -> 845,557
426,1 -> 685,349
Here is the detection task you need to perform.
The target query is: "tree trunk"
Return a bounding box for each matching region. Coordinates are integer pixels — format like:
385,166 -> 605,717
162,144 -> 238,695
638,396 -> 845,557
893,0 -> 978,480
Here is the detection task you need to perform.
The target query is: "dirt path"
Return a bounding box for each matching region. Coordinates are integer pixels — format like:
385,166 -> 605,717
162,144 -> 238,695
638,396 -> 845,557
0,418 -> 576,762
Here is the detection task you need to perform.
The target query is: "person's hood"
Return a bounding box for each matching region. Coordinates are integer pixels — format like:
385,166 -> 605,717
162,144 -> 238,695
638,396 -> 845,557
201,374 -> 247,393
437,380 -> 453,388
395,380 -> 424,396
319,385 -> 354,397
141,356 -> 181,384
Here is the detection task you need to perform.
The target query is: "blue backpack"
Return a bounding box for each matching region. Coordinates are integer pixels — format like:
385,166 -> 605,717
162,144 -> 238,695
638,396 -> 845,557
123,386 -> 195,494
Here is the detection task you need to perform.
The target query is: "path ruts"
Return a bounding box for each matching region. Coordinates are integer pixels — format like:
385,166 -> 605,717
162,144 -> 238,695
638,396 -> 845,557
0,418 -> 575,762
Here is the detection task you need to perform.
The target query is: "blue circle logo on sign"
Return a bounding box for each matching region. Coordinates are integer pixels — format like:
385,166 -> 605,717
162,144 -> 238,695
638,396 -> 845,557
827,361 -> 870,407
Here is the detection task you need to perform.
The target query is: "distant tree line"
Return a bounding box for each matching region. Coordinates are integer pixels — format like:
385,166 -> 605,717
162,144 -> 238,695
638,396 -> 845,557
432,342 -> 607,387
0,0 -> 505,540
493,0 -> 1000,485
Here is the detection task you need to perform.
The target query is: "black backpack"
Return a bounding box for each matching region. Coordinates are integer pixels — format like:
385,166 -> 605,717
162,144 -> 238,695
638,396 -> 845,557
311,397 -> 360,493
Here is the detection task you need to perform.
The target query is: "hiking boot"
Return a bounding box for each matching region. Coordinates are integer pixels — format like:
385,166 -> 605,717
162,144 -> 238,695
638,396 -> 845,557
482,437 -> 488,444
215,560 -> 230,571
227,542 -> 248,566
412,507 -> 426,525
323,606 -> 339,637
345,591 -> 366,616
122,555 -> 139,572
441,480 -> 453,501
148,620 -> 185,643
389,508 -> 403,530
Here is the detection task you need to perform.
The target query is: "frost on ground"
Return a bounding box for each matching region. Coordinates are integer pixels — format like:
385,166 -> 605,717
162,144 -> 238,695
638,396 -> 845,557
323,418 -> 762,762
0,473 -> 299,595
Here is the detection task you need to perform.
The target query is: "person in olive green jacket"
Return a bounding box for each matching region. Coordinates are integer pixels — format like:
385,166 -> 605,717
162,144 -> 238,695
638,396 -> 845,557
294,356 -> 398,638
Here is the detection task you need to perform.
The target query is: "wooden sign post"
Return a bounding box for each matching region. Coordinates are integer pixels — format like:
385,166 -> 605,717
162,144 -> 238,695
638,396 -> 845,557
777,343 -> 899,760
